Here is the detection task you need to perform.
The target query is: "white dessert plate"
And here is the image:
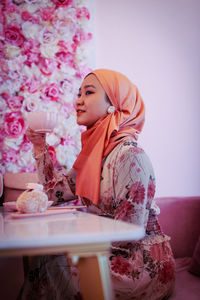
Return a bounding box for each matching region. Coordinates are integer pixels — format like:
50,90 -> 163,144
47,205 -> 86,210
9,208 -> 76,219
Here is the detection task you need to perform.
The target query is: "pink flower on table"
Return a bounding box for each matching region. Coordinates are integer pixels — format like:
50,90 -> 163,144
41,83 -> 61,102
4,25 -> 25,47
2,149 -> 19,164
6,95 -> 24,110
39,57 -> 57,76
4,111 -> 25,138
55,51 -> 74,67
76,7 -> 90,19
52,0 -> 73,7
129,181 -> 145,205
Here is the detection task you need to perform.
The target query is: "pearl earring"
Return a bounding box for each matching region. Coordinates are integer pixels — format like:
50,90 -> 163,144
107,106 -> 115,114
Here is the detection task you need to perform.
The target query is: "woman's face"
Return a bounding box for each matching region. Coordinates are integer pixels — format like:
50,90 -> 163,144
75,74 -> 110,128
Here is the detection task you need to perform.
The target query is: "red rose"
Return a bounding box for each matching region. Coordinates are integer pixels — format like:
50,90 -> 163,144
52,0 -> 73,6
4,25 -> 25,47
4,111 -> 25,138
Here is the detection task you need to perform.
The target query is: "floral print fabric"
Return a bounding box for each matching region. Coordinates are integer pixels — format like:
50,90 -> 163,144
19,138 -> 175,300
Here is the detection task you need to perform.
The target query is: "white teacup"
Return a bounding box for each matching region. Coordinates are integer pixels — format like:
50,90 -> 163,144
26,111 -> 58,133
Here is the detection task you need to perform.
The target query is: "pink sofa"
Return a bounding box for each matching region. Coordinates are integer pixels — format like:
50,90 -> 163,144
157,197 -> 200,300
1,192 -> 200,299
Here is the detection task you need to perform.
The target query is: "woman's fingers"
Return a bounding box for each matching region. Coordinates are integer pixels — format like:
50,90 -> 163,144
26,127 -> 46,145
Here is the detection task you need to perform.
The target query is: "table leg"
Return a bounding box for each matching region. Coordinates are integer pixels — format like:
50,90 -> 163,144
77,255 -> 114,300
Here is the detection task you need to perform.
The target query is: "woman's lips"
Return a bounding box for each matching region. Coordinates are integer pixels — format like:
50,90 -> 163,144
76,110 -> 85,116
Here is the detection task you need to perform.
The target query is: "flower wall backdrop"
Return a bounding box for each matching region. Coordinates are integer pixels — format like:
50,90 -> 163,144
0,0 -> 94,175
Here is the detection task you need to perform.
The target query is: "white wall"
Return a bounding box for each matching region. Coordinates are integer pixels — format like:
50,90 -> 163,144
94,0 -> 200,197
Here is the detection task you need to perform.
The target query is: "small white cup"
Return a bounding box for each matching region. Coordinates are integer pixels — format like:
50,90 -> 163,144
26,111 -> 58,133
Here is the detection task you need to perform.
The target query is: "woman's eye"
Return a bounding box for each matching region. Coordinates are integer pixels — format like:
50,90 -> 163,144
77,93 -> 81,98
85,91 -> 93,95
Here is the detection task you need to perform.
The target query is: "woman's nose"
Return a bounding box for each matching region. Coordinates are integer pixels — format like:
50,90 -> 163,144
76,95 -> 84,106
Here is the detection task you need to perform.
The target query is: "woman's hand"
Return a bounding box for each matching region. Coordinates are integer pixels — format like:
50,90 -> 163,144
26,127 -> 46,156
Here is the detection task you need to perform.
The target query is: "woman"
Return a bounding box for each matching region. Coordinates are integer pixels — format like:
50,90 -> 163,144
21,69 -> 175,299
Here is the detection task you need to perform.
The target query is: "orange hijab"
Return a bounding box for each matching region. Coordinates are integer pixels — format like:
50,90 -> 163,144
73,69 -> 145,205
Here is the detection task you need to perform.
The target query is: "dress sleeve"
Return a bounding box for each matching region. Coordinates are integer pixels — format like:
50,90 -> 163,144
34,148 -> 77,204
113,147 -> 155,228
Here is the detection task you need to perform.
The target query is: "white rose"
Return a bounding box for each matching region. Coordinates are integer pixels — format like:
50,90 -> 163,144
40,44 -> 59,59
56,144 -> 77,170
46,133 -> 60,146
4,45 -> 21,59
22,22 -> 42,40
22,95 -> 40,112
5,163 -> 20,173
18,151 -> 35,167
4,136 -> 24,150
0,98 -> 7,113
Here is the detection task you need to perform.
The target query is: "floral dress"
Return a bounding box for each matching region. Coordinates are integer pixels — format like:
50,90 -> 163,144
19,138 -> 175,300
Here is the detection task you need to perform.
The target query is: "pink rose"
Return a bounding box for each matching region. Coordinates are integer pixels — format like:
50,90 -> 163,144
41,83 -> 61,102
3,2 -> 20,14
20,164 -> 36,173
2,149 -> 19,163
23,39 -> 40,66
61,103 -> 74,117
55,51 -> 74,67
75,65 -> 91,78
4,25 -> 25,47
40,7 -> 55,22
76,7 -> 90,19
41,29 -> 57,44
21,11 -> 39,24
61,136 -> 75,146
52,0 -> 73,6
21,135 -> 32,152
23,77 -> 41,94
39,57 -> 57,76
73,29 -> 92,45
57,40 -> 77,54
23,39 -> 40,52
6,95 -> 24,110
4,111 -> 25,138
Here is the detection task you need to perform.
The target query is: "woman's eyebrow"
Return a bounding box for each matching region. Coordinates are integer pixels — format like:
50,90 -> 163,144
83,84 -> 96,89
78,84 -> 96,92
